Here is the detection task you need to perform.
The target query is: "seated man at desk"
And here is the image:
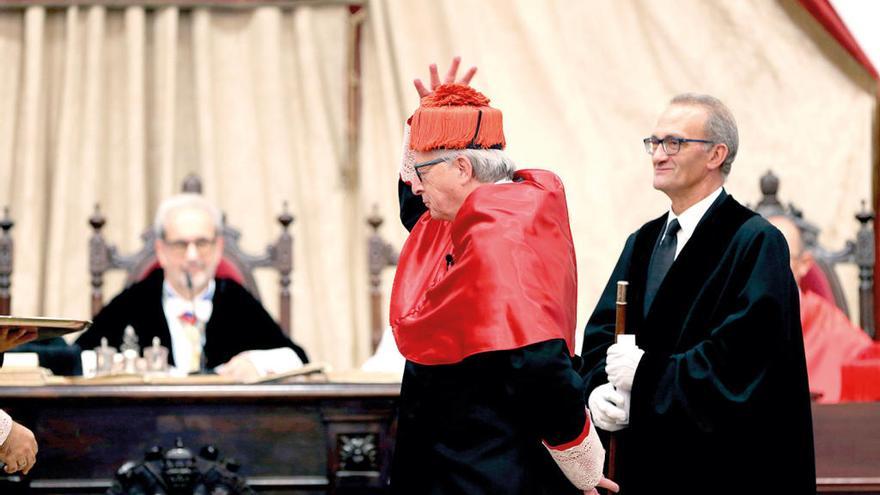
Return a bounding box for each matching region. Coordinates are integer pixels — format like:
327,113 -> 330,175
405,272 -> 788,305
769,215 -> 872,402
76,194 -> 308,379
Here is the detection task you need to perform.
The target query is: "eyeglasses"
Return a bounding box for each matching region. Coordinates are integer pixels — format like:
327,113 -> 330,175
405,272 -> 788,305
162,237 -> 216,255
413,157 -> 450,182
643,136 -> 714,155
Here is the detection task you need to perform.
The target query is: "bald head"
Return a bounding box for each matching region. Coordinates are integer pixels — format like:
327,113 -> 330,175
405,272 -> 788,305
768,215 -> 812,285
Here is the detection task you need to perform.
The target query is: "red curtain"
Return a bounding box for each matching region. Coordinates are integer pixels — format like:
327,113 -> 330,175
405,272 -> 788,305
798,0 -> 877,78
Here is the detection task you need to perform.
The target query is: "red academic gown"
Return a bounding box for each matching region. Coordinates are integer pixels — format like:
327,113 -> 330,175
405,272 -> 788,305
800,289 -> 872,402
388,169 -> 591,495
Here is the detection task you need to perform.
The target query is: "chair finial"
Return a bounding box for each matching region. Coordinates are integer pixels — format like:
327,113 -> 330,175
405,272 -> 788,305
181,174 -> 203,194
89,203 -> 106,231
0,207 -> 13,232
277,201 -> 294,229
367,204 -> 383,231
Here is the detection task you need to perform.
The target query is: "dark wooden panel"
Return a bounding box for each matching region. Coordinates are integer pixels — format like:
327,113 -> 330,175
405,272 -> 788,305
0,383 -> 398,494
813,402 -> 880,494
2,385 -> 879,493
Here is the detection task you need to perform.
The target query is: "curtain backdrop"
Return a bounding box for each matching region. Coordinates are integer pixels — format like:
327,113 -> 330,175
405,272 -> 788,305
359,0 -> 877,351
0,4 -> 370,371
0,0 -> 875,369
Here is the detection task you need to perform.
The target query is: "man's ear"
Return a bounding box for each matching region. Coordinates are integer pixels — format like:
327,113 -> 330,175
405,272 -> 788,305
155,239 -> 169,268
454,155 -> 474,182
706,143 -> 729,172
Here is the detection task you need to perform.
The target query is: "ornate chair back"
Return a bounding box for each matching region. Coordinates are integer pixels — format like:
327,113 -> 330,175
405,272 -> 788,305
0,207 -> 12,315
366,206 -> 399,352
89,175 -> 296,336
754,170 -> 876,337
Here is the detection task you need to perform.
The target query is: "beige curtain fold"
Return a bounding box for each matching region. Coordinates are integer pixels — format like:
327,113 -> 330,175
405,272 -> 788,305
359,0 -> 876,350
0,0 -> 875,369
0,4 -> 363,370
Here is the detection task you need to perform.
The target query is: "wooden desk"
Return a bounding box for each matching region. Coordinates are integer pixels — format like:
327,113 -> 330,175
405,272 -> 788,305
0,382 -> 400,494
1,386 -> 878,494
814,402 -> 880,494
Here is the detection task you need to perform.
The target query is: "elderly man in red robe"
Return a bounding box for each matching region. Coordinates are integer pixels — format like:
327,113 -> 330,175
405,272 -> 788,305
388,61 -> 616,495
768,214 -> 872,402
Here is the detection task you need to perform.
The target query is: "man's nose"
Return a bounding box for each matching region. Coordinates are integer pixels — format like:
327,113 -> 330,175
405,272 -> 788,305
410,177 -> 424,195
652,144 -> 669,164
185,242 -> 200,259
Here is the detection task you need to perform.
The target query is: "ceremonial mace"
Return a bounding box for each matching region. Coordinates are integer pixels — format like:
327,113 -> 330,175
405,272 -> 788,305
607,280 -> 628,484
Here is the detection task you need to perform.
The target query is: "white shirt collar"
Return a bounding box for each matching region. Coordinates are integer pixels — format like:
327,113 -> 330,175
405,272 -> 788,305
665,186 -> 724,258
162,279 -> 215,304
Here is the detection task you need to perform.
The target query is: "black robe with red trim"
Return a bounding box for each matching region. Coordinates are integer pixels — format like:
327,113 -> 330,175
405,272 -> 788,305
390,170 -> 589,494
581,191 -> 815,495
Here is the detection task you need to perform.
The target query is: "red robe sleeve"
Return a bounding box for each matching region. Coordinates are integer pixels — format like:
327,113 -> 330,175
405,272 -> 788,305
800,289 -> 872,402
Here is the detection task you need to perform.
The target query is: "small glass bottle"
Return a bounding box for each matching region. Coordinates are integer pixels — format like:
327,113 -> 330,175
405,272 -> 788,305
95,337 -> 117,376
144,337 -> 170,373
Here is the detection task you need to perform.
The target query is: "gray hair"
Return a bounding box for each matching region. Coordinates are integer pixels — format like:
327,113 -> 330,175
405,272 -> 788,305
153,193 -> 223,239
435,148 -> 516,183
670,93 -> 739,176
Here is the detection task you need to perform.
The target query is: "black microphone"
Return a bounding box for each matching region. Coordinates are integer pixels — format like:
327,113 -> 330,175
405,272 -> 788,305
445,254 -> 454,267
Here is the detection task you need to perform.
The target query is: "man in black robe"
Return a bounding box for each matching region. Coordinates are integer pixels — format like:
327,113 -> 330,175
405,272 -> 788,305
76,194 -> 307,378
580,94 -> 815,494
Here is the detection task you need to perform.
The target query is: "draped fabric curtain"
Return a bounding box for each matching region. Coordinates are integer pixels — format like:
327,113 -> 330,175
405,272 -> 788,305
0,4 -> 370,371
0,0 -> 876,370
359,0 -> 877,349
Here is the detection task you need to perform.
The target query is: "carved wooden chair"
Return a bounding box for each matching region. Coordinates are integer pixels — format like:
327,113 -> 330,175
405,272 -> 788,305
0,207 -> 12,315
754,170 -> 876,337
366,206 -> 399,352
89,174 -> 296,336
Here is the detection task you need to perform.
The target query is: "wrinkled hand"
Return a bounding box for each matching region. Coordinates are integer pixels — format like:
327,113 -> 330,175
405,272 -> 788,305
0,421 -> 37,475
588,383 -> 628,432
413,56 -> 477,98
585,476 -> 620,494
0,328 -> 38,353
605,342 -> 645,392
215,352 -> 260,383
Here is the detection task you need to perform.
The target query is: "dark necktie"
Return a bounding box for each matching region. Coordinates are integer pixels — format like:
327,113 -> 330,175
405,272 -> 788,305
644,218 -> 681,315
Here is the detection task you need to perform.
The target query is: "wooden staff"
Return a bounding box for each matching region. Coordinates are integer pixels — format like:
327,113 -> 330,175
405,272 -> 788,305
607,280 -> 628,484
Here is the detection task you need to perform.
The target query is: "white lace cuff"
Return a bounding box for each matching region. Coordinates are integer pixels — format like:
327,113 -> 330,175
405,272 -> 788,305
543,410 -> 605,491
0,409 -> 12,447
242,348 -> 303,377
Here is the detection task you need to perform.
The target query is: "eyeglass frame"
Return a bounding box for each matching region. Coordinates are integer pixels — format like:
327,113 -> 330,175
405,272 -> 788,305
413,156 -> 453,182
643,135 -> 714,155
161,236 -> 218,255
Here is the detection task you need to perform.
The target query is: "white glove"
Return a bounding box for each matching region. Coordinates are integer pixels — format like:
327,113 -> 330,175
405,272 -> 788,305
588,383 -> 629,432
605,342 -> 645,392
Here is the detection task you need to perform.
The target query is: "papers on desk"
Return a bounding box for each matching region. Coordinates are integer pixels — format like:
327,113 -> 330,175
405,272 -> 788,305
0,362 -> 402,386
64,362 -> 327,385
0,366 -> 54,386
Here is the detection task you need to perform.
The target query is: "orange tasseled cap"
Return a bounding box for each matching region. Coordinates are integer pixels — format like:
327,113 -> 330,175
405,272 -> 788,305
408,83 -> 505,152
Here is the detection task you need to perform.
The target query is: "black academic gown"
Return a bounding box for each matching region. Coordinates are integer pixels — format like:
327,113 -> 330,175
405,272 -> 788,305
76,269 -> 308,368
581,191 -> 816,495
391,179 -> 588,494
392,340 -> 588,495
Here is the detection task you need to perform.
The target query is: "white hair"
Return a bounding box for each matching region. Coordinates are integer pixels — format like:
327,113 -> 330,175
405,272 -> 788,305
433,148 -> 517,183
153,194 -> 222,239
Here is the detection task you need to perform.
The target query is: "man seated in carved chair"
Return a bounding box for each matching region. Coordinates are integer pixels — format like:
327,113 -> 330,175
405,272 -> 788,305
768,215 -> 872,403
76,194 -> 308,380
